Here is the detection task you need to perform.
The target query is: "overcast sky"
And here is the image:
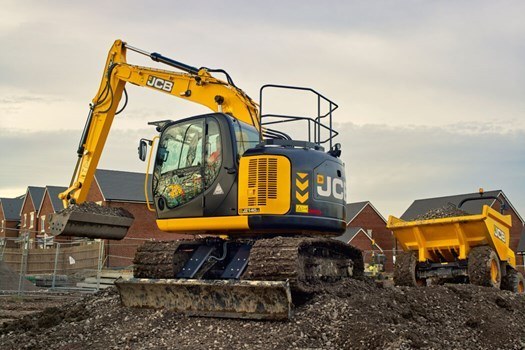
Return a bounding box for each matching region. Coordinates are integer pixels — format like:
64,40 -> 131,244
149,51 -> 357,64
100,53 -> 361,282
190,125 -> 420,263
1,1 -> 524,218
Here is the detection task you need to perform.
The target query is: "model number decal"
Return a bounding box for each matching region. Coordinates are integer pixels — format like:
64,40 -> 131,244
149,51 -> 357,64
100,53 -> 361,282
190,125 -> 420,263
494,226 -> 506,243
146,76 -> 173,92
240,208 -> 260,214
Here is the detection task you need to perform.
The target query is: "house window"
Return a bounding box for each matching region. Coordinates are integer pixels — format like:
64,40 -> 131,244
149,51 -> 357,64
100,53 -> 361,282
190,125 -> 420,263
23,213 -> 27,227
30,212 -> 35,229
41,215 -> 46,233
1,220 -> 4,232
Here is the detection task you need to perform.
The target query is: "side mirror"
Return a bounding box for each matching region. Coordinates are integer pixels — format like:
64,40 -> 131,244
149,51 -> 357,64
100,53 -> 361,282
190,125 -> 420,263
138,139 -> 150,162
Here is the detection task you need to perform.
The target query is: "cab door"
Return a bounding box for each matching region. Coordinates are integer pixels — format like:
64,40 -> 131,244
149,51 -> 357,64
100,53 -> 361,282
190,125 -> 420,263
202,115 -> 238,217
152,114 -> 238,220
153,118 -> 205,219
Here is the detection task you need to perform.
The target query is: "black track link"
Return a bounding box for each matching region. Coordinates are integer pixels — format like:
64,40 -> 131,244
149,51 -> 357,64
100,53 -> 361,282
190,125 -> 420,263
244,236 -> 363,293
133,241 -> 183,278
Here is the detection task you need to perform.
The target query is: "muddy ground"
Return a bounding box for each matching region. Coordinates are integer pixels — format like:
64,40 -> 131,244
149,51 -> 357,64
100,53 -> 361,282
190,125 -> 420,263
0,293 -> 82,326
1,279 -> 525,350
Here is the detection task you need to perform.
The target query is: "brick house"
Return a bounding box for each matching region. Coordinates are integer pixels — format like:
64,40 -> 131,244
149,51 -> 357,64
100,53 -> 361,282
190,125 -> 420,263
518,227 -> 525,260
19,186 -> 45,241
87,169 -> 190,267
401,190 -> 525,267
37,186 -> 68,247
0,197 -> 24,248
335,227 -> 386,266
336,201 -> 395,272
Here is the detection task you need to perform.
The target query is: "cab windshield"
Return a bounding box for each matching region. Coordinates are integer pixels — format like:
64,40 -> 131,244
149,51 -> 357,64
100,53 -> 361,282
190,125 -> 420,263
233,120 -> 260,157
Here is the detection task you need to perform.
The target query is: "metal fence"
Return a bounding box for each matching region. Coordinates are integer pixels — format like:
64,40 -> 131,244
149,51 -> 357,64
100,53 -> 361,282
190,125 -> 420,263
0,227 -> 151,295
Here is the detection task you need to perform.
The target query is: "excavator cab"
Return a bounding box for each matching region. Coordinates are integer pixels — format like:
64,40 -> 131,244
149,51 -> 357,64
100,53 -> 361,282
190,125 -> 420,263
151,114 -> 259,222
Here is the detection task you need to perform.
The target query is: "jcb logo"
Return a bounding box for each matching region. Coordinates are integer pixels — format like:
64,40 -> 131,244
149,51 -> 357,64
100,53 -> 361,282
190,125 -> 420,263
316,175 -> 344,200
147,76 -> 173,92
494,226 -> 506,243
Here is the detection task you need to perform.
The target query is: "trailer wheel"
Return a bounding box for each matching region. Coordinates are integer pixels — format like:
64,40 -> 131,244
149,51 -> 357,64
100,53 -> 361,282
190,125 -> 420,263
501,267 -> 525,293
468,246 -> 501,288
394,251 -> 425,287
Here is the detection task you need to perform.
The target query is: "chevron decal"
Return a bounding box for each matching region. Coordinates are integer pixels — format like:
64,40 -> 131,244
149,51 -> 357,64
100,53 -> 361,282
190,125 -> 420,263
295,178 -> 308,191
295,172 -> 309,206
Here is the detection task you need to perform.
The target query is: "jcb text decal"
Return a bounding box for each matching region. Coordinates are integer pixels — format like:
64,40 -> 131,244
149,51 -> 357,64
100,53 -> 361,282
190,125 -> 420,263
147,76 -> 174,92
316,174 -> 344,200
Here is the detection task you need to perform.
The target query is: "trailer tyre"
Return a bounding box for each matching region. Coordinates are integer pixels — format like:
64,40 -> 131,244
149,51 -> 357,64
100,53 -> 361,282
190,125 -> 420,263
468,245 -> 501,288
501,268 -> 525,293
394,251 -> 425,287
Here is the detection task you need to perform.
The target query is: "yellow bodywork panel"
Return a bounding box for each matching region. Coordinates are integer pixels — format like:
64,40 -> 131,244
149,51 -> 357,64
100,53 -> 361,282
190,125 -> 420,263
157,216 -> 249,233
388,205 -> 515,267
238,155 -> 291,215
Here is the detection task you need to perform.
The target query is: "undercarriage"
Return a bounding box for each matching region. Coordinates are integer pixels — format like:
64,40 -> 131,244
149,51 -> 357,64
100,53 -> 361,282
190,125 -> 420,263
115,236 -> 363,320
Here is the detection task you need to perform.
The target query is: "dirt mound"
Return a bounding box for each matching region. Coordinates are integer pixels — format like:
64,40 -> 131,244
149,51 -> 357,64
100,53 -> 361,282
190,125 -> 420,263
1,279 -> 524,349
0,262 -> 39,292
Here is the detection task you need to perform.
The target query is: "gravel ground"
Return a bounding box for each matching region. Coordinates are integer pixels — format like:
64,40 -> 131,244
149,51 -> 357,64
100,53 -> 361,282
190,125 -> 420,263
1,279 -> 525,350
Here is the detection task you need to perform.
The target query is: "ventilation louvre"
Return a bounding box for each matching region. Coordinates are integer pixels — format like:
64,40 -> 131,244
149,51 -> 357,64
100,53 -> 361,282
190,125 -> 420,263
247,157 -> 279,207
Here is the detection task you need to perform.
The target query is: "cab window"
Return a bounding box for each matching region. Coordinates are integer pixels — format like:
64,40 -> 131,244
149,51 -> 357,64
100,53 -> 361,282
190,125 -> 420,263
154,120 -> 204,208
233,120 -> 260,157
205,119 -> 222,188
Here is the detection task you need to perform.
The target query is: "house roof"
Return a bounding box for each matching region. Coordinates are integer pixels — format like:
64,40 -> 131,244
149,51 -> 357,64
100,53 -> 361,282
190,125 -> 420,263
95,169 -> 152,203
346,202 -> 369,222
41,186 -> 68,213
346,201 -> 387,225
20,186 -> 45,215
517,227 -> 525,254
334,227 -> 365,244
334,227 -> 385,252
400,190 -> 524,224
0,198 -> 24,220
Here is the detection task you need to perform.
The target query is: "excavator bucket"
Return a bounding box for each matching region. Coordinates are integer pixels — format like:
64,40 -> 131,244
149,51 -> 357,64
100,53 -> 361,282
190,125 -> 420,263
114,278 -> 292,320
49,205 -> 134,240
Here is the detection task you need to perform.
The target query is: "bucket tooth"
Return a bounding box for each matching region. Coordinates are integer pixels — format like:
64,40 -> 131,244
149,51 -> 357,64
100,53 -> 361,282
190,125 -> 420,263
114,278 -> 292,320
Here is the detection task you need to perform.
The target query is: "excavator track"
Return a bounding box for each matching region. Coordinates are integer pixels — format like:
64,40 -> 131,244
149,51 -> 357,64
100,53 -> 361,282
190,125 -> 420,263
116,237 -> 363,320
244,236 -> 364,293
133,240 -> 187,279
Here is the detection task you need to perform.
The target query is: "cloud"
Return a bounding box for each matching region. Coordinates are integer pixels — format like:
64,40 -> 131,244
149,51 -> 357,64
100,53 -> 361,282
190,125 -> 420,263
337,122 -> 525,216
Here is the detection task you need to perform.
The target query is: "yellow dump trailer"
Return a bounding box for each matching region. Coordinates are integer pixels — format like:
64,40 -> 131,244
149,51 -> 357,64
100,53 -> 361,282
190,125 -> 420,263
388,204 -> 524,292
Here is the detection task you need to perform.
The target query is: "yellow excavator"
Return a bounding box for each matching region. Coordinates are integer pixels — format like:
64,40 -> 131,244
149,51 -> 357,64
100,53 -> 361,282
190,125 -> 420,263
49,39 -> 362,320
